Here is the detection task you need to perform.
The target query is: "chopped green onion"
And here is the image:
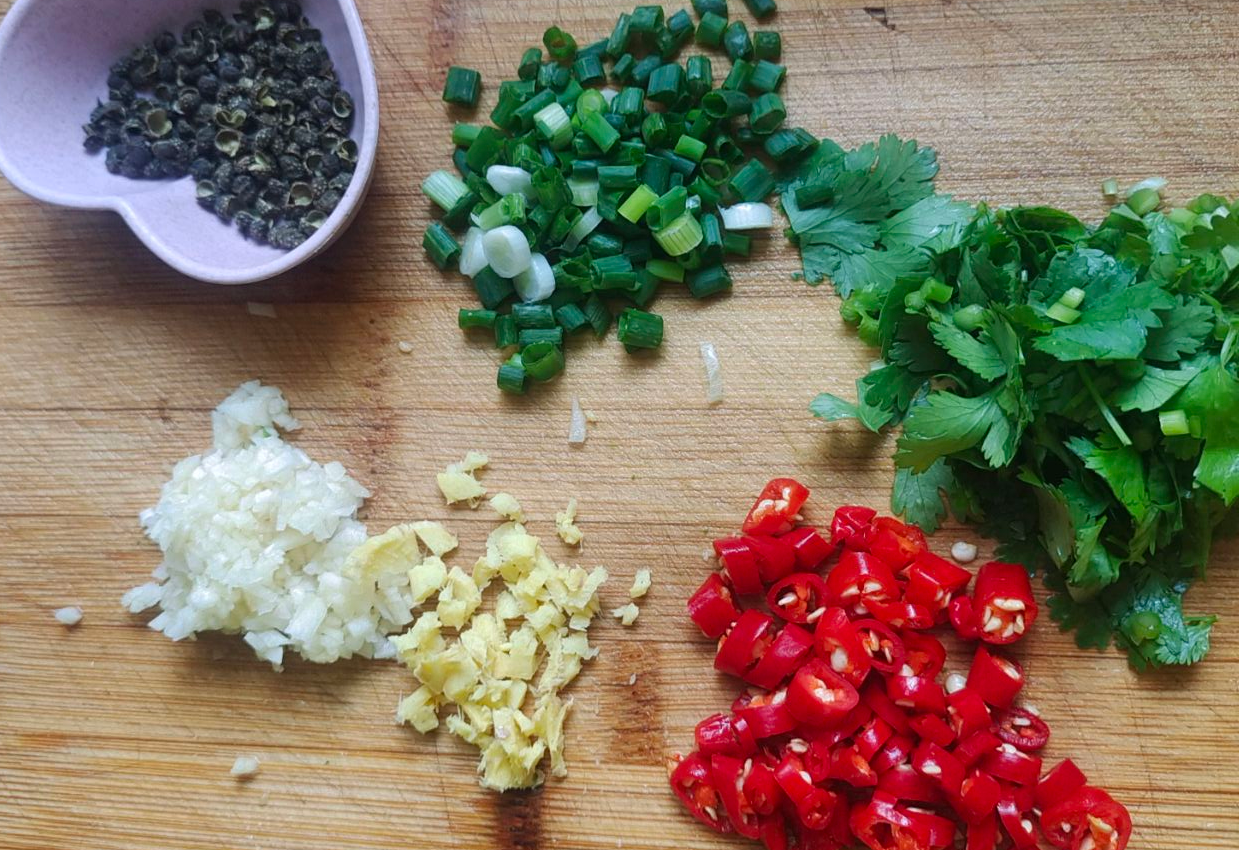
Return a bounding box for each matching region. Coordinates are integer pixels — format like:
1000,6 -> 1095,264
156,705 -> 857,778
729,159 -> 775,201
518,47 -> 542,81
568,177 -> 600,207
475,267 -> 515,310
581,110 -> 621,153
722,58 -> 753,92
423,222 -> 461,270
486,165 -> 534,197
587,231 -> 625,257
647,63 -> 685,105
764,127 -> 818,163
695,11 -> 728,47
723,231 -> 751,256
723,20 -> 753,61
619,184 -> 660,222
493,314 -> 518,348
556,78 -> 584,106
700,213 -> 724,264
753,30 -> 781,61
686,56 -> 714,98
421,169 -> 471,217
452,123 -> 482,147
572,52 -> 605,85
513,252 -> 555,302
475,193 -> 527,230
920,278 -> 954,303
647,186 -> 689,230
630,5 -> 665,33
612,86 -> 646,127
700,157 -> 731,187
607,12 -> 633,57
465,126 -> 505,172
665,10 -> 696,51
1127,186 -> 1161,216
583,294 -> 612,336
563,207 -> 602,251
576,89 -> 608,118
688,264 -> 733,298
579,38 -> 608,59
611,53 -> 637,82
1047,303 -> 1081,324
719,202 -> 773,230
592,253 -> 638,290
642,113 -> 669,147
497,356 -> 527,393
653,212 -> 704,256
512,89 -> 556,131
1101,178 -> 1119,198
748,92 -> 786,133
442,66 -> 482,107
483,225 -> 533,277
617,308 -> 664,349
748,60 -> 785,93
533,103 -> 572,148
702,89 -> 751,118
459,308 -> 497,330
1059,286 -> 1086,309
598,164 -> 639,190
513,303 -> 556,328
531,166 -> 571,212
543,26 -> 578,62
691,0 -> 729,18
953,304 -> 988,331
1159,409 -> 1190,437
690,175 -> 723,208
630,55 -> 663,87
674,135 -> 708,162
555,303 -> 589,333
647,258 -> 686,282
655,148 -> 697,176
743,0 -> 777,19
518,328 -> 564,349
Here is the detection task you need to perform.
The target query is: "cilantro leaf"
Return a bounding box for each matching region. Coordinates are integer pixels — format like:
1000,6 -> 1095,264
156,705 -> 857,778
929,321 -> 1007,381
1113,362 -> 1205,412
892,459 -> 955,533
1102,572 -> 1215,668
829,248 -> 931,298
894,391 -> 1008,473
809,393 -> 860,423
1047,592 -> 1113,651
1065,437 -> 1152,521
880,195 -> 975,251
1178,360 -> 1239,504
1143,297 -> 1216,362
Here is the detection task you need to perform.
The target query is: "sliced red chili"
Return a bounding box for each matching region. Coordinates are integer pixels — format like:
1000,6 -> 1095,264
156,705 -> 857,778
966,646 -> 1024,709
767,573 -> 830,625
946,688 -> 992,739
996,795 -> 1038,849
866,598 -> 936,631
861,679 -> 914,736
904,551 -> 972,611
854,716 -> 894,761
745,623 -> 814,690
710,754 -> 762,839
826,550 -> 901,615
948,595 -> 980,641
774,752 -> 839,831
911,741 -> 964,796
902,806 -> 956,849
1035,758 -> 1088,811
853,618 -> 908,675
715,609 -> 775,678
734,688 -> 799,739
972,561 -> 1038,645
814,607 -> 872,688
886,675 -> 947,716
877,763 -> 942,804
867,516 -> 928,570
909,713 -> 955,748
743,478 -> 810,536
828,743 -> 878,787
994,706 -> 1050,752
831,505 -> 876,548
687,572 -> 741,638
869,733 -> 914,775
953,729 -> 1001,769
715,537 -> 764,596
779,525 -> 837,570
694,712 -> 757,758
669,752 -> 731,833
749,534 -> 798,585
759,815 -> 790,850
951,770 -> 1001,824
1039,786 -> 1132,850
979,743 -> 1043,786
900,631 -> 947,678
848,793 -> 928,850
786,658 -> 861,727
743,756 -> 783,816
965,813 -> 998,850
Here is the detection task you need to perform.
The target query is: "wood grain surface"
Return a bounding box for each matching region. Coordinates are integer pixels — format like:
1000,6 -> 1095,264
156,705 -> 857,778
1,1 -> 1237,848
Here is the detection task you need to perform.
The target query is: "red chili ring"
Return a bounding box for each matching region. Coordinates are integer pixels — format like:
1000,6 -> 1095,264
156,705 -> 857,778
994,706 -> 1051,752
851,618 -> 907,674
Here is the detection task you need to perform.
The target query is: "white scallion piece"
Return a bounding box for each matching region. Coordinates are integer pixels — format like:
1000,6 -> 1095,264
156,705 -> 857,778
568,396 -> 587,445
53,606 -> 83,627
485,165 -> 534,198
719,202 -> 774,231
230,756 -> 260,779
458,227 -> 488,277
482,225 -> 533,278
563,207 -> 602,252
700,341 -> 724,404
513,253 -> 555,303
1126,176 -> 1167,196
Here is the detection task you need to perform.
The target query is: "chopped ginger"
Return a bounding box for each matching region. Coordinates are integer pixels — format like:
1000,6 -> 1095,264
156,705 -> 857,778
437,451 -> 489,506
555,498 -> 583,546
612,603 -> 640,626
489,492 -> 524,522
629,569 -> 652,599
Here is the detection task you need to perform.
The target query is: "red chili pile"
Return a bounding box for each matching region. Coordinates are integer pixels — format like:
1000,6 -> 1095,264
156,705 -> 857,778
670,479 -> 1132,850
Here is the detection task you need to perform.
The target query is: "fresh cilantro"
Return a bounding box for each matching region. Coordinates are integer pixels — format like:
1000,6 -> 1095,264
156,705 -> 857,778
789,132 -> 1239,667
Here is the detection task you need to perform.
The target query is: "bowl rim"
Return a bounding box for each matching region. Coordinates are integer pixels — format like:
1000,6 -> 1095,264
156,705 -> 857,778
0,0 -> 380,285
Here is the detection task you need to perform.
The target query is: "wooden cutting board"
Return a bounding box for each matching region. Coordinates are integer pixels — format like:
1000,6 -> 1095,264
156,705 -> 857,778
1,0 -> 1236,847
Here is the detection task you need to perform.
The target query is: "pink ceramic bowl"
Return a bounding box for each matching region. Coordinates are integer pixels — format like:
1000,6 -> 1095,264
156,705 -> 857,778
0,0 -> 378,284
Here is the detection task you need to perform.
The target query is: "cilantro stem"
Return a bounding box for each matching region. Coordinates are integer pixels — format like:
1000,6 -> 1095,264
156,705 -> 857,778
1077,365 -> 1132,447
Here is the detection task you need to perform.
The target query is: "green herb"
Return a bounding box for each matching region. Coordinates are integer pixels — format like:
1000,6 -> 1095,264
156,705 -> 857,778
786,134 -> 1239,667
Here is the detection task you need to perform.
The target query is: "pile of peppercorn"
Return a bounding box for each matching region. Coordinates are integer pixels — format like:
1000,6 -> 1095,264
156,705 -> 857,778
81,1 -> 358,250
